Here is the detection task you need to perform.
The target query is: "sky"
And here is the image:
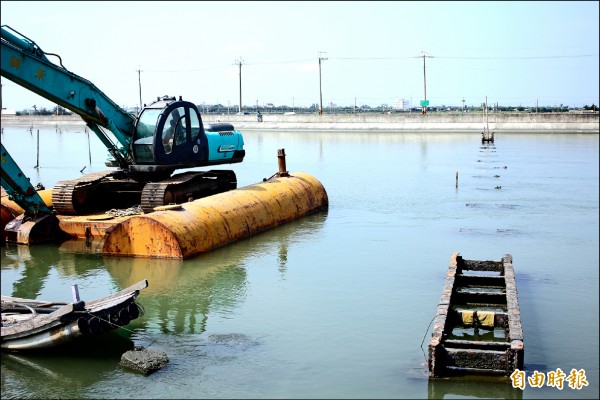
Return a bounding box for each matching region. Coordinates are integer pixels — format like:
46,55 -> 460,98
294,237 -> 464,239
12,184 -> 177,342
1,1 -> 598,111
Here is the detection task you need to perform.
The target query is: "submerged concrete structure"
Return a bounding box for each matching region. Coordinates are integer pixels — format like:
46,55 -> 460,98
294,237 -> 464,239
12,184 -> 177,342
428,253 -> 524,377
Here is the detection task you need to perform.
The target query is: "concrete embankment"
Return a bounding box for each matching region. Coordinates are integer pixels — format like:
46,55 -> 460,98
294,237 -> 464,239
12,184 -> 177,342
2,112 -> 598,132
223,112 -> 599,132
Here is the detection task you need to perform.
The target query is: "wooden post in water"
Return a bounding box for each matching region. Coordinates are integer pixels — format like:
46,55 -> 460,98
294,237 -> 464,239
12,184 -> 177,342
456,170 -> 459,188
87,127 -> 92,165
71,284 -> 81,302
34,129 -> 40,169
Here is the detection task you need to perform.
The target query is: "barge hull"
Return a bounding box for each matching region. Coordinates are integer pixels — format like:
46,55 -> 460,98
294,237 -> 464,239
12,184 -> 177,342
2,171 -> 328,260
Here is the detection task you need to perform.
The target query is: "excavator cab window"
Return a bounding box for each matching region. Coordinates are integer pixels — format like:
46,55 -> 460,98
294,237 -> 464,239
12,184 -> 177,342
162,107 -> 186,154
190,109 -> 202,142
133,108 -> 162,163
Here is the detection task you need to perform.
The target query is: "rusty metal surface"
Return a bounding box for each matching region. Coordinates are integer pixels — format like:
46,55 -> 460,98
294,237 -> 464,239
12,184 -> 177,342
56,214 -> 129,240
2,188 -> 53,241
102,172 -> 328,259
4,213 -> 65,245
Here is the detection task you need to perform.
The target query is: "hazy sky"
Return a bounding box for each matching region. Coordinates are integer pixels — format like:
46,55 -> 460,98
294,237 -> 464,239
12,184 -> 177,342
1,1 -> 598,111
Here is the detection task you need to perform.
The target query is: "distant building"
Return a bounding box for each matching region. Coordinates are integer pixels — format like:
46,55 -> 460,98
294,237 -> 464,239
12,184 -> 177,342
393,99 -> 410,110
1,108 -> 16,115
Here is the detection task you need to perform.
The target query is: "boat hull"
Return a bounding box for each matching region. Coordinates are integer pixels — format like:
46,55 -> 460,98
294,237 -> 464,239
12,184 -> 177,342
2,280 -> 147,351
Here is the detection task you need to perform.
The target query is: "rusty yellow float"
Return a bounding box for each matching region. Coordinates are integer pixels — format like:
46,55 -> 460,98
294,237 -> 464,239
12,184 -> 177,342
103,172 -> 328,259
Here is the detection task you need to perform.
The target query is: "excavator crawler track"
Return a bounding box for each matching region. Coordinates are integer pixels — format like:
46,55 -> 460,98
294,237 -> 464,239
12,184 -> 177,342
141,170 -> 237,214
52,170 -> 145,216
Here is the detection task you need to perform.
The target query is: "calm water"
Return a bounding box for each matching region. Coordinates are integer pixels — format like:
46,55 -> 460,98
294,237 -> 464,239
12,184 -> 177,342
1,125 -> 598,399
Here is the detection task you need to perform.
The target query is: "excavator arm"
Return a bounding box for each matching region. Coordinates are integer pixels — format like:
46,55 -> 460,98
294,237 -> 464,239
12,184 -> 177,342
0,25 -> 134,168
0,143 -> 51,217
1,24 -> 244,219
1,143 -> 68,244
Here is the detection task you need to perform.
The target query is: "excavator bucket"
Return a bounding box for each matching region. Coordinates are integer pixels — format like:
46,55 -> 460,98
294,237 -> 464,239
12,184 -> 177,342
4,213 -> 69,245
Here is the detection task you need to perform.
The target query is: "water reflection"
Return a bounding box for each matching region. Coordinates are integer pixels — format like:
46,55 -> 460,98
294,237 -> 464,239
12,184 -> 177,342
2,243 -> 116,298
106,210 -> 329,336
1,245 -> 58,299
2,209 -> 328,340
427,375 -> 523,399
107,249 -> 247,335
1,210 -> 328,397
1,334 -> 134,399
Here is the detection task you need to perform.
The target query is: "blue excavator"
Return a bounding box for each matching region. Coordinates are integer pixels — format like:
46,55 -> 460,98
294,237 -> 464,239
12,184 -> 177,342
1,25 -> 245,219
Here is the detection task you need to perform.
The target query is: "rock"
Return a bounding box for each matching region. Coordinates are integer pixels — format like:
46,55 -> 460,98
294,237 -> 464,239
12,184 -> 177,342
120,348 -> 169,375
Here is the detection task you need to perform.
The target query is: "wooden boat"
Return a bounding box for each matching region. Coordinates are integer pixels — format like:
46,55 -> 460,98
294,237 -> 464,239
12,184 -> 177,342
428,253 -> 524,377
1,279 -> 147,351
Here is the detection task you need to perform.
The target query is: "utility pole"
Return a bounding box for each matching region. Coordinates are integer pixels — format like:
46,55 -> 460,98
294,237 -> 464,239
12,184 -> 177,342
423,53 -> 426,110
235,57 -> 244,113
318,51 -> 327,115
420,51 -> 433,114
136,67 -> 142,112
462,97 -> 465,113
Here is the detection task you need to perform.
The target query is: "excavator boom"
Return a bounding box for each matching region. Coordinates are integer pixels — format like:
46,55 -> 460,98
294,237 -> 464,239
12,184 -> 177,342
1,25 -> 134,165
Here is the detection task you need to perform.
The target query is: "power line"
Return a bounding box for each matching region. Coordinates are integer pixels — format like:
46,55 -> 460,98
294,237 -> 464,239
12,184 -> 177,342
331,54 -> 596,61
244,58 -> 314,66
435,54 -> 597,60
143,64 -> 233,73
334,56 -> 416,60
118,53 -> 598,75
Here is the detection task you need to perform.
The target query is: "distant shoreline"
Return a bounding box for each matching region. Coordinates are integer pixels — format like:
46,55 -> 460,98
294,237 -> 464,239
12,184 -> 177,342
2,113 -> 598,133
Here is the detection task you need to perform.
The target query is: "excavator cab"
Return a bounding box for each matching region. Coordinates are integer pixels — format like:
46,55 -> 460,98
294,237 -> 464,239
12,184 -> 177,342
130,96 -> 245,174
